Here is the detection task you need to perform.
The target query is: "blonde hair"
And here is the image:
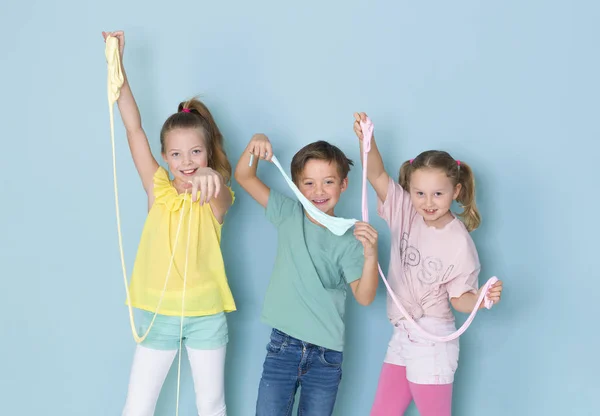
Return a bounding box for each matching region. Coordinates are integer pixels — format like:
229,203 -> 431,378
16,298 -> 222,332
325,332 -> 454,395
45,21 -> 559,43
159,98 -> 232,183
398,150 -> 481,232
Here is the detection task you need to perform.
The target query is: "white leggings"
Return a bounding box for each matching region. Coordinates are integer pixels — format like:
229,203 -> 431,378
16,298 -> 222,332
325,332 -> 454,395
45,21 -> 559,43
122,345 -> 227,416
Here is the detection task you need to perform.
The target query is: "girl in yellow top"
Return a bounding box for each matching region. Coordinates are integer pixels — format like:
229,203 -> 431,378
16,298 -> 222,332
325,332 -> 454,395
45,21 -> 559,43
102,31 -> 235,416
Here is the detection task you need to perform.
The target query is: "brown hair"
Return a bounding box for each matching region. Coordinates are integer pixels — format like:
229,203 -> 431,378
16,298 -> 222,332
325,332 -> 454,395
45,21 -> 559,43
398,150 -> 481,232
290,140 -> 353,184
159,98 -> 232,183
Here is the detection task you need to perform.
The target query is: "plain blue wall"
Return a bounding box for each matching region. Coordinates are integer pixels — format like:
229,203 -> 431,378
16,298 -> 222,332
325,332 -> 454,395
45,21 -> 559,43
1,0 -> 598,415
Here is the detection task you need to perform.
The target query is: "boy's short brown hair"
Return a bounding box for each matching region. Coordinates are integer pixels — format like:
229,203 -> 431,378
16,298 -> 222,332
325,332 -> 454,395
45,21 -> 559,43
290,140 -> 354,184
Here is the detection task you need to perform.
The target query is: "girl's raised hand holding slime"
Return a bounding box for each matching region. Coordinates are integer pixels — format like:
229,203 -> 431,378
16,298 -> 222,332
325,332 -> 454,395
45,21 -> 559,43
102,31 -> 125,57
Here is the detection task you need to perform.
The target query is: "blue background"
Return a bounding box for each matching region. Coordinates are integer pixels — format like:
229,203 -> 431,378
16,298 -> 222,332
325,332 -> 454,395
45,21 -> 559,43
1,0 -> 598,415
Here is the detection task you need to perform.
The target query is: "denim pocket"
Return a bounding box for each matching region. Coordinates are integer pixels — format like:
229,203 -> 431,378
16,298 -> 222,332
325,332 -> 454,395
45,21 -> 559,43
266,329 -> 287,356
318,348 -> 343,367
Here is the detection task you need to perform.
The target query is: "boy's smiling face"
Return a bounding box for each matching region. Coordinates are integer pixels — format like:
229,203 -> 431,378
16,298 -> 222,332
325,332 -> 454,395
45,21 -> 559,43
297,159 -> 348,217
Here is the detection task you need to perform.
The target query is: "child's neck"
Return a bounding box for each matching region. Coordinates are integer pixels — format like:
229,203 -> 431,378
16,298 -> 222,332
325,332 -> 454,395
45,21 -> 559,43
171,178 -> 192,195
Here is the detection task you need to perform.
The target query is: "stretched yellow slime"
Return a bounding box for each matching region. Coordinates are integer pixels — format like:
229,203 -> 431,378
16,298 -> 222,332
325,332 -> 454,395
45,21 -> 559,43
105,35 -> 192,416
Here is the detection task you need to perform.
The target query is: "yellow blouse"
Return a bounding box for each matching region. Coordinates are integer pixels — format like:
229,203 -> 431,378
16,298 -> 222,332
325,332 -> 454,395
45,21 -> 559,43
127,167 -> 236,316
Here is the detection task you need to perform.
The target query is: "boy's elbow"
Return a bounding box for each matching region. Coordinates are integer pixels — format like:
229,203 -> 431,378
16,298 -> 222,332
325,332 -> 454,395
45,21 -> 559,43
234,167 -> 246,184
351,276 -> 378,306
358,298 -> 374,306
355,292 -> 376,306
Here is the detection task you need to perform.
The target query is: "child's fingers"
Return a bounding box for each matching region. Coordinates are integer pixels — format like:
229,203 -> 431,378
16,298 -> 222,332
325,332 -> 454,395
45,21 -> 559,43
364,231 -> 378,245
355,235 -> 367,246
206,176 -> 215,203
488,295 -> 500,304
112,31 -> 124,43
194,178 -> 204,205
354,112 -> 368,122
355,227 -> 377,242
354,223 -> 367,233
190,180 -> 198,202
202,176 -> 209,205
355,222 -> 377,235
214,175 -> 221,198
196,177 -> 203,205
201,176 -> 209,205
258,143 -> 266,159
266,142 -> 273,161
486,286 -> 502,303
262,142 -> 272,160
354,123 -> 363,139
488,286 -> 502,296
248,137 -> 272,161
354,229 -> 377,245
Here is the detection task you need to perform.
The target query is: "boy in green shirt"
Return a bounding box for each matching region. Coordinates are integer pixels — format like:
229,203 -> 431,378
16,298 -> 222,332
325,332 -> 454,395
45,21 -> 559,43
235,135 -> 379,416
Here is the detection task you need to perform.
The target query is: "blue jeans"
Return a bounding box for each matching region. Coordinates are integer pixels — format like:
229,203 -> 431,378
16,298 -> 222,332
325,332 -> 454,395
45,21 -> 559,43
255,328 -> 343,416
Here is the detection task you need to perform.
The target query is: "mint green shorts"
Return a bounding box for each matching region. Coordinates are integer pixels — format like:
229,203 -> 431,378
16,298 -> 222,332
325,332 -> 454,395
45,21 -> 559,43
137,311 -> 228,351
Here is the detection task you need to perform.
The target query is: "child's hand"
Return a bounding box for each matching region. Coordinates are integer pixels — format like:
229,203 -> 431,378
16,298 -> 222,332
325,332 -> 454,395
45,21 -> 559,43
479,279 -> 503,308
188,167 -> 223,204
354,221 -> 378,258
353,112 -> 369,141
102,30 -> 125,58
247,133 -> 273,162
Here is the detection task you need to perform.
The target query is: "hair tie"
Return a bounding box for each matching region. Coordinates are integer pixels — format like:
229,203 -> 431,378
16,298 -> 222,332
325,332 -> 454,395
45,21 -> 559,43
409,159 -> 414,164
182,108 -> 190,113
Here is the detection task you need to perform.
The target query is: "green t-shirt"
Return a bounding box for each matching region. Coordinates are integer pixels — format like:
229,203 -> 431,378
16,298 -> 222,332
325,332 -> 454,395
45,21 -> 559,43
261,189 -> 365,351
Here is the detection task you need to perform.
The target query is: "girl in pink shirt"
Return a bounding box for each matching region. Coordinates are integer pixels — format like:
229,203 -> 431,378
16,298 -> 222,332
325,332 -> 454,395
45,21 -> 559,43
353,112 -> 503,416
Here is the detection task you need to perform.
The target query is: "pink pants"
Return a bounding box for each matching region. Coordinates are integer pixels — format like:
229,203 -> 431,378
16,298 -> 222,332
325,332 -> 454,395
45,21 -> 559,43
370,363 -> 453,416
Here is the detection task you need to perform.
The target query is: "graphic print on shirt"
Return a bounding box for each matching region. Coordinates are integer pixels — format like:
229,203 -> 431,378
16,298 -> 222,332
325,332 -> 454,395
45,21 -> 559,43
400,232 -> 455,286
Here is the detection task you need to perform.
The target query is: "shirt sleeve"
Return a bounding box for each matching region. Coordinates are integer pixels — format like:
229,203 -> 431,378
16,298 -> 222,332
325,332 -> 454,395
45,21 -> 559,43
445,238 -> 481,299
377,176 -> 414,229
266,188 -> 299,227
340,238 -> 365,284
